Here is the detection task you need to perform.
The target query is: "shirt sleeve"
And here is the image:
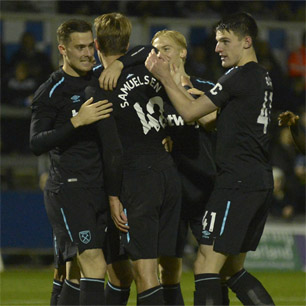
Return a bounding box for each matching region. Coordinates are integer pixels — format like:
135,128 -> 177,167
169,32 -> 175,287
118,45 -> 158,68
96,117 -> 123,196
205,68 -> 240,108
205,81 -> 230,109
85,85 -> 123,196
29,95 -> 76,156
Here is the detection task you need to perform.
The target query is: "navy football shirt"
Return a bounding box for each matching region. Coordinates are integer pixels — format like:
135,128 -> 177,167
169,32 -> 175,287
205,62 -> 274,190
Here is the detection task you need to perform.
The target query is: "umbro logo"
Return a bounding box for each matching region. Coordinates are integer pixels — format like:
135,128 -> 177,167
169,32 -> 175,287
71,95 -> 81,103
126,74 -> 134,79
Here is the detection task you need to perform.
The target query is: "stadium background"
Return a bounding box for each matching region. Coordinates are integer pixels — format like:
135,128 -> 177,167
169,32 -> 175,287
0,1 -> 305,305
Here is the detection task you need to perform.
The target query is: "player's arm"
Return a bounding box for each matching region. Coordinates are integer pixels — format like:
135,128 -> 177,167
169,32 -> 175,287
182,81 -> 218,130
120,45 -> 155,67
145,50 -> 217,122
85,86 -> 129,232
197,111 -> 217,131
30,96 -> 112,156
97,117 -> 129,232
96,113 -> 129,232
99,45 -> 155,90
30,99 -> 75,156
290,123 -> 305,155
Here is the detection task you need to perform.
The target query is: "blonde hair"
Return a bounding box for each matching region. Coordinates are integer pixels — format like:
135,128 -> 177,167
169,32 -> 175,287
94,13 -> 132,56
152,30 -> 187,49
152,30 -> 187,62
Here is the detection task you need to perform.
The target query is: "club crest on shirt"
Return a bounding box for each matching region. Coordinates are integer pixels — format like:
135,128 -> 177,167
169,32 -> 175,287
202,230 -> 211,239
79,230 -> 91,244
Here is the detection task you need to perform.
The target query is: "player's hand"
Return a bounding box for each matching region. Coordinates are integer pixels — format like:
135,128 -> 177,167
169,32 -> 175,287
109,196 -> 129,233
187,88 -> 204,96
170,63 -> 181,85
278,111 -> 299,127
162,136 -> 173,153
180,75 -> 192,88
70,97 -> 113,128
145,49 -> 171,81
99,60 -> 124,91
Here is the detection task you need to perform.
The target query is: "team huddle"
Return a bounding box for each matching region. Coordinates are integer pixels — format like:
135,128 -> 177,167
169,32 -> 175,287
30,11 -> 275,306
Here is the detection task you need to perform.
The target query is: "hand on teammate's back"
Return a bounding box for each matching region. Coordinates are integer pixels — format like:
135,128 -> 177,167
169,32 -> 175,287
71,97 -> 113,128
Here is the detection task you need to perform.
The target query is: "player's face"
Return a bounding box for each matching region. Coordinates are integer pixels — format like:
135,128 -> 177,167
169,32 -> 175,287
215,30 -> 245,68
152,36 -> 185,68
60,31 -> 95,76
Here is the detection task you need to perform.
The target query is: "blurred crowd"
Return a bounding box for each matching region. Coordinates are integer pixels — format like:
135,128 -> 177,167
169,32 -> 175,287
1,3 -> 305,220
2,0 -> 305,22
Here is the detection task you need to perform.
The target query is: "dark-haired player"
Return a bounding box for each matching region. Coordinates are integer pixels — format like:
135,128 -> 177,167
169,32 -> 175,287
30,19 -> 122,306
146,12 -> 275,305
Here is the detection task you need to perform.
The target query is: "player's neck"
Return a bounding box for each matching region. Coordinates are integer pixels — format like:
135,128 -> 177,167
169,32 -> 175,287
178,64 -> 188,77
62,63 -> 87,77
237,50 -> 258,66
102,54 -> 123,69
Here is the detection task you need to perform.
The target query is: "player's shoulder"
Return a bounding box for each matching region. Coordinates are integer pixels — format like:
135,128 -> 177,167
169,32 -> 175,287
220,66 -> 241,82
241,62 -> 267,79
44,69 -> 65,91
127,45 -> 152,57
123,63 -> 147,74
220,62 -> 265,84
33,69 -> 65,102
118,63 -> 149,82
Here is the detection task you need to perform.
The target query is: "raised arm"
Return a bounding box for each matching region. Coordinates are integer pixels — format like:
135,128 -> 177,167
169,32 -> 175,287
145,49 -> 217,122
278,111 -> 305,154
181,76 -> 218,130
99,45 -> 155,90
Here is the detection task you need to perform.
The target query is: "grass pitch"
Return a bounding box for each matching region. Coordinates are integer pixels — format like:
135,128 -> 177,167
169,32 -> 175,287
1,268 -> 305,305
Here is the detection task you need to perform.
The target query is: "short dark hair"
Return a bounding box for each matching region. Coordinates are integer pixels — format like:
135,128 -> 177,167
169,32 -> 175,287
216,12 -> 258,42
57,19 -> 93,45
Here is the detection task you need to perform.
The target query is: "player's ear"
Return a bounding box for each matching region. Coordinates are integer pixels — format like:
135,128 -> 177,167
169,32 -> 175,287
58,44 -> 66,56
244,36 -> 252,49
180,48 -> 187,61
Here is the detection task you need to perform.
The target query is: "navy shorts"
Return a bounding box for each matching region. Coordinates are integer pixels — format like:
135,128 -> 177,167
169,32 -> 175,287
199,187 -> 273,255
120,164 -> 182,261
44,186 -> 108,261
52,233 -> 65,268
175,175 -> 215,257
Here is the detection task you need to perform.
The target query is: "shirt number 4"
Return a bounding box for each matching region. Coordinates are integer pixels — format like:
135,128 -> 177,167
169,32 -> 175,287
257,90 -> 273,134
